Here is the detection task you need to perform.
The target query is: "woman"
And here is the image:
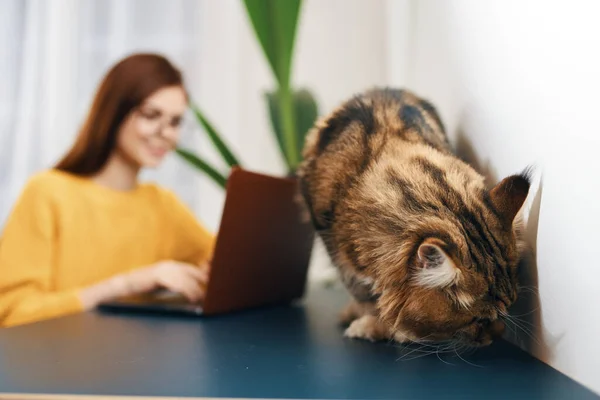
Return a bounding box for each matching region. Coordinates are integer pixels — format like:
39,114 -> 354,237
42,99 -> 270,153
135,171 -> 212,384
0,53 -> 215,328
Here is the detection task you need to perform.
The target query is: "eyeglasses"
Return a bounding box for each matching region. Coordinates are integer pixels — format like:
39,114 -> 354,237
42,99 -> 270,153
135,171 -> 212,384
134,105 -> 184,139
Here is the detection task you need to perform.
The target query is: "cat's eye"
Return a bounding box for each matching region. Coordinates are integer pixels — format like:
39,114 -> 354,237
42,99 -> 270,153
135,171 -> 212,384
482,292 -> 495,303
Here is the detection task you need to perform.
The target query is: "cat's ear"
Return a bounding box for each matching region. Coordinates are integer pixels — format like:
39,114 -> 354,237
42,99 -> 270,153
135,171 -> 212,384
414,238 -> 459,288
489,171 -> 531,225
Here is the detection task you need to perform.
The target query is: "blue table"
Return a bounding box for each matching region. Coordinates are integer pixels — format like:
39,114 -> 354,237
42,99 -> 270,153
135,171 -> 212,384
0,284 -> 596,399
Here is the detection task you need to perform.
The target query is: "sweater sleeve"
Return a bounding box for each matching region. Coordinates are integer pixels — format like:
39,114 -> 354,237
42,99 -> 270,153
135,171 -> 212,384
0,176 -> 83,328
160,188 -> 217,266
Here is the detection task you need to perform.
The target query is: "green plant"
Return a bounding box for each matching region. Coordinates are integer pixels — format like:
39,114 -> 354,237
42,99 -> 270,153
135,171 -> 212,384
175,0 -> 319,188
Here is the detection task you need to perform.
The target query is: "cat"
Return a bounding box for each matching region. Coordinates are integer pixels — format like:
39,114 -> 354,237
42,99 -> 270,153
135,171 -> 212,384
296,88 -> 530,347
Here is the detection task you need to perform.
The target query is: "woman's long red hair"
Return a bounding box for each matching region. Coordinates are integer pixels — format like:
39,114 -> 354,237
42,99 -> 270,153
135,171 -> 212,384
55,53 -> 185,175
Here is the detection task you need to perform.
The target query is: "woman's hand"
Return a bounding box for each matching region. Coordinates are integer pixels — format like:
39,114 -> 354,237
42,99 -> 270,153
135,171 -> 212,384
78,260 -> 210,309
128,260 -> 209,302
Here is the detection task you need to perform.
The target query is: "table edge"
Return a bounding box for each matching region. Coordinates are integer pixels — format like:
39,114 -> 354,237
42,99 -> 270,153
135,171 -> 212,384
0,394 -> 301,400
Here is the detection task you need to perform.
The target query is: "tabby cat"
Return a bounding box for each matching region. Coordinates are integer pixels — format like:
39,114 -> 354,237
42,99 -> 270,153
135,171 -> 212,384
297,88 -> 530,347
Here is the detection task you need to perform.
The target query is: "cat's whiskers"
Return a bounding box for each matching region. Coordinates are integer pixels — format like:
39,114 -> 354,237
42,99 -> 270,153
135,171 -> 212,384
503,316 -> 518,339
509,308 -> 539,318
436,347 -> 455,366
396,343 -> 457,363
395,335 -> 459,362
395,343 -> 437,361
396,345 -> 434,361
502,309 -> 538,331
518,286 -> 540,296
394,335 -> 433,360
512,320 -> 540,343
408,334 -> 437,348
453,344 -> 483,368
502,314 -> 542,347
510,315 -> 537,329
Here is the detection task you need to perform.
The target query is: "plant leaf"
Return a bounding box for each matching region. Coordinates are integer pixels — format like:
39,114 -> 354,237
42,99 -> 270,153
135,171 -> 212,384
175,148 -> 228,189
243,0 -> 302,87
266,91 -> 287,169
190,103 -> 241,168
266,88 -> 318,171
293,89 -> 318,164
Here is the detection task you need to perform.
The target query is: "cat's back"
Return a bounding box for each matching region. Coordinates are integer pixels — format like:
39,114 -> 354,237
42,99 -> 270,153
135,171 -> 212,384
302,88 -> 449,162
297,88 -> 451,230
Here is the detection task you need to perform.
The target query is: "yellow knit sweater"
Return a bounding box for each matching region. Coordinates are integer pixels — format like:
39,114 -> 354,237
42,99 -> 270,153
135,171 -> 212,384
0,169 -> 215,328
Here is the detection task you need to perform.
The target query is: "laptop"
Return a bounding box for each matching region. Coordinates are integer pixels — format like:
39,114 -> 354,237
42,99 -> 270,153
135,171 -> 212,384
98,167 -> 315,316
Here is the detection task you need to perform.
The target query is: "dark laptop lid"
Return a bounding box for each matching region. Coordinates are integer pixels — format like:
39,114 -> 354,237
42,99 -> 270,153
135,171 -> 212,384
202,167 -> 315,315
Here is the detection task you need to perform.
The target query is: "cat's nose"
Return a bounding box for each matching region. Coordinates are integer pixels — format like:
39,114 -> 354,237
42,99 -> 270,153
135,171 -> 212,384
495,301 -> 508,315
488,319 -> 505,339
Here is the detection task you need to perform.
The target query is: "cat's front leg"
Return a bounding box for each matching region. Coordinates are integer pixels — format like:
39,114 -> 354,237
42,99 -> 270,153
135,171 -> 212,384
338,300 -> 362,326
344,315 -> 392,342
338,299 -> 378,326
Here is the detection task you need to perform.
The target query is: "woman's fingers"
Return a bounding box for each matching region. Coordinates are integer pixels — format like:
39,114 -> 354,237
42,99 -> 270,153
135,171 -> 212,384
128,260 -> 211,303
185,264 -> 209,284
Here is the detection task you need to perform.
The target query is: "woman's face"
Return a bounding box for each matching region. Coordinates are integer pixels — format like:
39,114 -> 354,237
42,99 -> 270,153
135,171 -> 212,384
116,85 -> 187,169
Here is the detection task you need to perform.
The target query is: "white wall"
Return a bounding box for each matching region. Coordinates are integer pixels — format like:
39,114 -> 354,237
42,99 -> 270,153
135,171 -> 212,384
400,0 -> 600,393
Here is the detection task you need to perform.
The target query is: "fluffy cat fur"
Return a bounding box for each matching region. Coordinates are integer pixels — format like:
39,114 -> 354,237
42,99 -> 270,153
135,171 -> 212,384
297,88 -> 530,347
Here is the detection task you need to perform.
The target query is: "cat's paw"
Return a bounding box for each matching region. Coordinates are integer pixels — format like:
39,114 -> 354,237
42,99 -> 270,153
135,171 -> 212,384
344,315 -> 390,342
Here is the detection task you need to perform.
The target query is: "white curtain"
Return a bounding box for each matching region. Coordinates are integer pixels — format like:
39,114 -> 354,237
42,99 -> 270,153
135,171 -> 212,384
0,0 -> 219,228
